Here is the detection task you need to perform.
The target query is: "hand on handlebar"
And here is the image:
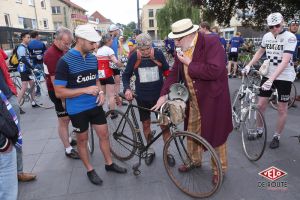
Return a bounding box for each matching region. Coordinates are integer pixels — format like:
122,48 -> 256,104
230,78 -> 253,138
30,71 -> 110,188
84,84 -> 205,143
151,95 -> 167,111
242,65 -> 251,75
125,89 -> 133,101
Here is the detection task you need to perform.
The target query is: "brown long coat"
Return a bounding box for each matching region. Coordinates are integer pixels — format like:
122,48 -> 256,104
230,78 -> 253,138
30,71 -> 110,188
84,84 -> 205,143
160,32 -> 233,148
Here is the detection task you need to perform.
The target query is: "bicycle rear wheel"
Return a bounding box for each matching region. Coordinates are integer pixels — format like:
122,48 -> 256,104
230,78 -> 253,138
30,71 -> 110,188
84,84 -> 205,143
270,83 -> 297,110
34,79 -> 54,109
163,131 -> 222,198
106,110 -> 137,161
88,123 -> 94,155
241,106 -> 267,161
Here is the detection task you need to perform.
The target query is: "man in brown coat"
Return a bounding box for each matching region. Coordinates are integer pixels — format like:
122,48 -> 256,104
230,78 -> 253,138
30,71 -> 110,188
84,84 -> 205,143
152,18 -> 233,185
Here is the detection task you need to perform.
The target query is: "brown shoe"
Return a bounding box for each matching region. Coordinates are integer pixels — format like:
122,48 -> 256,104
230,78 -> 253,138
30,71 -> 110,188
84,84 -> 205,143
296,96 -> 300,101
18,172 -> 37,182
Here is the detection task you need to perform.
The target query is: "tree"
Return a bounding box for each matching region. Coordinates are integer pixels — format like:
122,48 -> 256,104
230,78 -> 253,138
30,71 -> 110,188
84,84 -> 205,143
123,21 -> 137,39
191,0 -> 300,30
156,0 -> 200,39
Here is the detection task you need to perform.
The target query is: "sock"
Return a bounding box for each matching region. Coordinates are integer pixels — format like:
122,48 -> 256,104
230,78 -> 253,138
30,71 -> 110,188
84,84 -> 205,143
273,133 -> 280,140
257,127 -> 264,134
31,101 -> 36,106
65,146 -> 73,154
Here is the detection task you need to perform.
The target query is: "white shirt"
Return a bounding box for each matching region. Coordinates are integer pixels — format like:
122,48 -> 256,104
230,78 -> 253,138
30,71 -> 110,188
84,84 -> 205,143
261,30 -> 297,82
96,45 -> 115,58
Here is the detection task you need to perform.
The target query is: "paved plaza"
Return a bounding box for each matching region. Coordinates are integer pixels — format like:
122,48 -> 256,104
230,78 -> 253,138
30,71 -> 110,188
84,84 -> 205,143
18,79 -> 300,200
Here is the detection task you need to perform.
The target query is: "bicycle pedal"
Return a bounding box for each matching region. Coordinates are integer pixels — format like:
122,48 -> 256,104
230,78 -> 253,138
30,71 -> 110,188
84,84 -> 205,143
132,162 -> 141,171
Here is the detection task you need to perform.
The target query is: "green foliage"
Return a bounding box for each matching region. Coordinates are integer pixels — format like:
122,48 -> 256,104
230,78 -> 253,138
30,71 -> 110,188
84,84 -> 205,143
123,21 -> 137,39
156,0 -> 200,39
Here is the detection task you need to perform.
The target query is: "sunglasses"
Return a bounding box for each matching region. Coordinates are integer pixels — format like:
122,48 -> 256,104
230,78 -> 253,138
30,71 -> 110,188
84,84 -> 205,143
269,24 -> 281,29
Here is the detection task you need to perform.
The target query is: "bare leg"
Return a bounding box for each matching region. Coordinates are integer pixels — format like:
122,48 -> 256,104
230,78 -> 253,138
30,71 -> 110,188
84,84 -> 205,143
256,97 -> 269,128
58,116 -> 71,148
76,131 -> 93,171
275,102 -> 288,134
227,61 -> 232,75
92,124 -> 113,165
18,81 -> 28,104
28,80 -> 36,103
106,84 -> 115,111
142,119 -> 151,143
233,62 -> 238,76
114,75 -> 121,105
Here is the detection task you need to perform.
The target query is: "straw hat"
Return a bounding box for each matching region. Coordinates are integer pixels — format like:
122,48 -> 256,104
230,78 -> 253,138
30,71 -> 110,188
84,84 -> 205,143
168,19 -> 199,39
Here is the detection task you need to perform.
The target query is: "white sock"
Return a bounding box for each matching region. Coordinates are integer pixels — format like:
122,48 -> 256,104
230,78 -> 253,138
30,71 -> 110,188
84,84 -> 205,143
31,101 -> 36,105
65,146 -> 73,154
273,133 -> 280,139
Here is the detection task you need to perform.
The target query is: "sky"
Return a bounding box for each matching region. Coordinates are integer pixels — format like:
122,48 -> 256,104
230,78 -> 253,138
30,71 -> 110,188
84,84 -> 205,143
71,0 -> 150,25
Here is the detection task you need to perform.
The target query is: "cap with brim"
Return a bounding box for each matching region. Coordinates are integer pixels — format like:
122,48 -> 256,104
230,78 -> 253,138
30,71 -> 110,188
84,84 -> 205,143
267,12 -> 283,26
75,24 -> 101,42
109,24 -> 119,32
168,18 -> 199,39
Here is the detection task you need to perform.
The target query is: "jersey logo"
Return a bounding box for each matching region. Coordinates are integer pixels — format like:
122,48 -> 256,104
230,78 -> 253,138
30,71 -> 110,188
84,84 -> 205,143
77,73 -> 97,83
288,37 -> 296,43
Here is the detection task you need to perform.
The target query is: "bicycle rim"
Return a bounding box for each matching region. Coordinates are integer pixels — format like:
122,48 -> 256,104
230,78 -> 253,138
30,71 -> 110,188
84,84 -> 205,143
34,80 -> 54,109
88,124 -> 94,155
106,110 -> 137,161
241,107 -> 267,161
163,131 -> 223,198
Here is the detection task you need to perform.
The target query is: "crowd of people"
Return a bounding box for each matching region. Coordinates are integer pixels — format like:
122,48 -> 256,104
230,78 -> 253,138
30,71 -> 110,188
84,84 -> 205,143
0,11 -> 299,200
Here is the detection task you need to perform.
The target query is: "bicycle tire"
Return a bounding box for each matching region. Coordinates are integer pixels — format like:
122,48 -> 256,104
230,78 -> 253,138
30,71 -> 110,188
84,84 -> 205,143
241,106 -> 267,161
163,131 -> 223,198
88,123 -> 95,155
106,109 -> 137,161
34,79 -> 54,109
270,83 -> 297,110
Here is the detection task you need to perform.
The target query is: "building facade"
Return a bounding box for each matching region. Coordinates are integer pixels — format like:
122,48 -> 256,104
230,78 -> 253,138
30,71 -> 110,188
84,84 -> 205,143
0,0 -> 55,49
88,11 -> 113,34
141,0 -> 166,40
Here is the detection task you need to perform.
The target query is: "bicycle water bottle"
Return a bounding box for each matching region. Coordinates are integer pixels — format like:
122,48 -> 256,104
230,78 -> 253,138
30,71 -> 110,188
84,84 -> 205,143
19,62 -> 24,72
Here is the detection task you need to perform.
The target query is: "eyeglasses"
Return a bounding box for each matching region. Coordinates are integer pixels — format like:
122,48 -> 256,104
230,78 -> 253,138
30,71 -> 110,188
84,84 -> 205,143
269,24 -> 281,29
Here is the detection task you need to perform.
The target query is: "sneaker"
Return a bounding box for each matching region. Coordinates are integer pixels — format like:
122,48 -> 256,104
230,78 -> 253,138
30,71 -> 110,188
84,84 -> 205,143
232,74 -> 237,78
145,152 -> 155,166
20,108 -> 26,114
87,169 -> 103,185
18,172 -> 37,182
32,102 -> 38,108
228,74 -> 232,78
105,163 -> 127,173
269,136 -> 280,149
65,149 -> 80,159
167,154 -> 175,167
257,129 -> 263,138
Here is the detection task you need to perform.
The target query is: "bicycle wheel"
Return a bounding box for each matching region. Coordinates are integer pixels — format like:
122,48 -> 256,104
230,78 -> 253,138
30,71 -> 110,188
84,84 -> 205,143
241,106 -> 267,161
88,123 -> 94,155
106,109 -> 137,161
163,131 -> 223,198
270,83 -> 297,110
34,79 -> 54,109
231,90 -> 242,129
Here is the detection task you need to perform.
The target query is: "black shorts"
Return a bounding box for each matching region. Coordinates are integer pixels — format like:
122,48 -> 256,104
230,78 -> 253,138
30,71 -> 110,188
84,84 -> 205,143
228,52 -> 238,62
20,71 -> 33,81
69,106 -> 107,133
136,99 -> 158,122
259,77 -> 292,102
113,68 -> 120,76
48,90 -> 68,117
100,76 -> 115,85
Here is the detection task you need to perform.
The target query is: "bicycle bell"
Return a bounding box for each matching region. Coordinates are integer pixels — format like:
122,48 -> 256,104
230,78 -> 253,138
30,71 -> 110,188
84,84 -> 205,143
168,83 -> 189,102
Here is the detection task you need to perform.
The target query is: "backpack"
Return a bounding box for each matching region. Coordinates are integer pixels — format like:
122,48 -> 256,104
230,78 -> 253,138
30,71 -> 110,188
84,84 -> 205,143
9,45 -> 20,68
0,98 -> 19,144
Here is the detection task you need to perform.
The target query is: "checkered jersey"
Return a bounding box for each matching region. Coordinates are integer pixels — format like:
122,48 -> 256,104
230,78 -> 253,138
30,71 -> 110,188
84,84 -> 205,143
261,30 -> 297,81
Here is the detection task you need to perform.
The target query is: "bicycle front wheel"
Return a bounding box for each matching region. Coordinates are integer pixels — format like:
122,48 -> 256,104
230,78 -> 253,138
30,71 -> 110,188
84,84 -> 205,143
241,106 -> 267,161
34,79 -> 54,109
163,131 -> 223,198
106,110 -> 137,161
88,123 -> 94,155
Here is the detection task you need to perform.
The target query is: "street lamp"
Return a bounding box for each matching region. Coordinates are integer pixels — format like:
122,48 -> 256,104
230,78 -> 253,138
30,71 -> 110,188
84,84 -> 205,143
137,0 -> 140,31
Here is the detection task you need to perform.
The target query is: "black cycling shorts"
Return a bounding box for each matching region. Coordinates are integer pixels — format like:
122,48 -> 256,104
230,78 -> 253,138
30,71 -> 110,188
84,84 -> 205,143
136,99 -> 158,122
100,76 -> 115,85
228,52 -> 238,62
113,68 -> 120,76
259,77 -> 292,102
20,71 -> 33,81
48,90 -> 68,117
69,106 -> 107,133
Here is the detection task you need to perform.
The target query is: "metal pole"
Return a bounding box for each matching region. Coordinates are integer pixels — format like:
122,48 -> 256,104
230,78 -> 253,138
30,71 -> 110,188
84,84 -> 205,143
137,0 -> 140,31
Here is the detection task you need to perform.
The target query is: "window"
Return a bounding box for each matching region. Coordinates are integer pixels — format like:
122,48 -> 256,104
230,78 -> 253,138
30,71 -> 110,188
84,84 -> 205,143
4,14 -> 11,27
28,0 -> 34,6
18,17 -> 24,27
149,19 -> 154,27
43,19 -> 48,29
96,18 -> 99,23
52,6 -> 61,14
16,0 -> 22,3
32,19 -> 37,29
54,21 -> 62,29
41,0 -> 46,8
148,9 -> 154,17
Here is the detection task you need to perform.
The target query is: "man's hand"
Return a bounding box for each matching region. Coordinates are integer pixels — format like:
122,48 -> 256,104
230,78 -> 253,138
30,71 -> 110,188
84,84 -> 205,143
242,65 -> 251,75
125,89 -> 133,101
151,95 -> 167,111
96,91 -> 105,106
261,79 -> 273,91
85,86 -> 100,96
177,53 -> 191,66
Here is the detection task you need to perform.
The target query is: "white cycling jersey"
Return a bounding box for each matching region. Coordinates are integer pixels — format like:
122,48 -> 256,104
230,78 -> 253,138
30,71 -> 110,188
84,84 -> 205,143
261,30 -> 297,82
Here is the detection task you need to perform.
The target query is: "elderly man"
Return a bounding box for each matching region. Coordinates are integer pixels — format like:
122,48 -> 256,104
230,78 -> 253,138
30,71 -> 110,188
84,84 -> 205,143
152,18 -> 232,185
122,33 -> 173,166
54,24 -> 127,186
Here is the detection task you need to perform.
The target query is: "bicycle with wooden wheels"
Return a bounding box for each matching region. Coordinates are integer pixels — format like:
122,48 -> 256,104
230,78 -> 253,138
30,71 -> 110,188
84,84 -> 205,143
105,93 -> 223,198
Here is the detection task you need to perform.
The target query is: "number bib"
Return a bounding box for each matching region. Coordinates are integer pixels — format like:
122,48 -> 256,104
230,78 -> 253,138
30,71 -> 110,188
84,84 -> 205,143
231,47 -> 238,53
138,66 -> 159,83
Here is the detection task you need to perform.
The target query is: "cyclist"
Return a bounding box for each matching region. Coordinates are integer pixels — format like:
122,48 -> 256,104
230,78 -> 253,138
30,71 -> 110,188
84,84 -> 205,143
227,32 -> 244,78
43,27 -> 79,159
244,13 -> 297,149
54,24 -> 127,186
122,33 -> 174,166
164,36 -> 175,58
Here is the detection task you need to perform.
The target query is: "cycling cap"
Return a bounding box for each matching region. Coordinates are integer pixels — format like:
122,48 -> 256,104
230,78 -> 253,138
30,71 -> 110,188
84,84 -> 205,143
288,19 -> 300,26
109,24 -> 119,32
75,24 -> 101,42
267,13 -> 283,26
127,39 -> 137,46
136,33 -> 152,48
